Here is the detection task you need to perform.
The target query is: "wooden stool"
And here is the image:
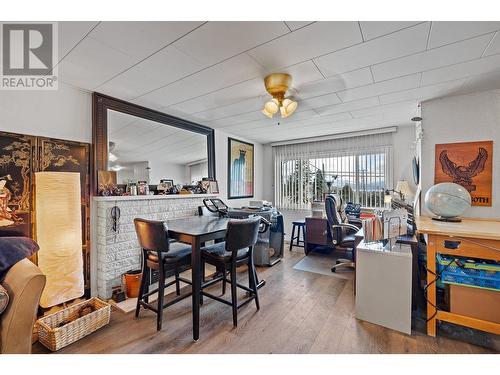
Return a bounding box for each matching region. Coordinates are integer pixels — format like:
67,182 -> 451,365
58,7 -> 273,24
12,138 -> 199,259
289,220 -> 305,251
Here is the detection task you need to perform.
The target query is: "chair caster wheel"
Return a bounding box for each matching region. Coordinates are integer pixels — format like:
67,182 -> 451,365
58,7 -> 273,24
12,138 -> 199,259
331,267 -> 336,273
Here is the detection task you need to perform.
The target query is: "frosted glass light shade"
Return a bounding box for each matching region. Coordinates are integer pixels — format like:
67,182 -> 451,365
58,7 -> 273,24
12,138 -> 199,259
36,172 -> 83,308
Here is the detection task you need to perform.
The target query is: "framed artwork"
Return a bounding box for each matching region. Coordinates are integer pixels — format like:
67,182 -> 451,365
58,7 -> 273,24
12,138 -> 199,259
0,132 -> 36,237
435,140 -> 493,206
228,137 -> 254,199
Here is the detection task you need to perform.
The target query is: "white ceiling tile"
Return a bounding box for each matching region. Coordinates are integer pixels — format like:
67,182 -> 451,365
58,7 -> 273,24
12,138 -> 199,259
284,21 -> 315,31
350,100 -> 418,118
247,22 -> 362,69
296,68 -> 374,99
314,22 -> 430,77
316,97 -> 380,116
300,92 -> 342,108
169,78 -> 263,115
460,70 -> 500,94
483,31 -> 500,56
420,53 -> 500,86
371,33 -> 493,82
96,46 -> 204,100
194,97 -> 263,121
359,21 -> 421,40
58,37 -> 138,90
175,21 -> 289,66
337,74 -> 421,102
90,21 -> 203,60
428,21 -> 500,49
279,60 -> 325,88
133,53 -> 264,109
208,111 -> 264,128
58,22 -> 99,60
379,79 -> 466,105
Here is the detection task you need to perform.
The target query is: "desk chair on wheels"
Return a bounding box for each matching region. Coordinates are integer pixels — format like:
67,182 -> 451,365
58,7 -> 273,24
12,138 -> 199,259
325,194 -> 362,272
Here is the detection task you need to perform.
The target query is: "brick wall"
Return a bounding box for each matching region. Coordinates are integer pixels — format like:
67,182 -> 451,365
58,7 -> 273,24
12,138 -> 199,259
93,196 -> 212,299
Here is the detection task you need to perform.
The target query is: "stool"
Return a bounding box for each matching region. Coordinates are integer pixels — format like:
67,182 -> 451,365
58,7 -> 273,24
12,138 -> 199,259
289,220 -> 305,251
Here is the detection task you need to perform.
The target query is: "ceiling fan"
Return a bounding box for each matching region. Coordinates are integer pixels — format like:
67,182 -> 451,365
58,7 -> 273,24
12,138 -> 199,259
261,73 -> 298,119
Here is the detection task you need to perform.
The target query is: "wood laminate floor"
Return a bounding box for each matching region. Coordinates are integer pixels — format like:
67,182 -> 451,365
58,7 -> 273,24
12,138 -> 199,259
33,252 -> 499,354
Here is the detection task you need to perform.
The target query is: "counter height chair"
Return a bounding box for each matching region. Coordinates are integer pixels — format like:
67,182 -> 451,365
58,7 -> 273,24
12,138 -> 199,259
200,216 -> 261,327
134,218 -> 193,331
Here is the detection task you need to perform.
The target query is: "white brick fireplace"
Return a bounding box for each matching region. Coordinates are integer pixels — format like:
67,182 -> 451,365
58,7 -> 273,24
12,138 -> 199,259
90,194 -> 216,299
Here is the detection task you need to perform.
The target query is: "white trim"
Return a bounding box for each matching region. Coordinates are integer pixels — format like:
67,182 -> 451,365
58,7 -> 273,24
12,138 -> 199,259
270,126 -> 397,147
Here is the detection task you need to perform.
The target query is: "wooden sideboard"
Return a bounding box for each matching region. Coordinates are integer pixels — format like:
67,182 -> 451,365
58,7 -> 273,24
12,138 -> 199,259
304,217 -> 332,254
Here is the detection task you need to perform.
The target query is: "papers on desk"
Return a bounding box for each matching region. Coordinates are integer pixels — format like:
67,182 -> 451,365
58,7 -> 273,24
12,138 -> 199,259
382,208 -> 408,239
362,209 -> 408,242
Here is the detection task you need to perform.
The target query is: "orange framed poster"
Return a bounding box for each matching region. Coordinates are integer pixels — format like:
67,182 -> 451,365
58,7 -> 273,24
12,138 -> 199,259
435,140 -> 493,206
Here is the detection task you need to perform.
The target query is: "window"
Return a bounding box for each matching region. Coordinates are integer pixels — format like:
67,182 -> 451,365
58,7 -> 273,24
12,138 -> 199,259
273,132 -> 393,210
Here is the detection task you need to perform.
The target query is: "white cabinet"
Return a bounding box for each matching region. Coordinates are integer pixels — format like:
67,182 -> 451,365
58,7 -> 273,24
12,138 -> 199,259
355,240 -> 412,335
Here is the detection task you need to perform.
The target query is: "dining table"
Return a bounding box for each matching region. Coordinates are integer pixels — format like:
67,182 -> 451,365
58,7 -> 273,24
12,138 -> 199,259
165,215 -> 265,341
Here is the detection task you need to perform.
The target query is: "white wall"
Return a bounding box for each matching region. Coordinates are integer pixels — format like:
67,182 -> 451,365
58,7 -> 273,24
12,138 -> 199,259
148,160 -> 188,185
421,89 -> 500,219
215,129 -> 264,207
0,83 -> 91,142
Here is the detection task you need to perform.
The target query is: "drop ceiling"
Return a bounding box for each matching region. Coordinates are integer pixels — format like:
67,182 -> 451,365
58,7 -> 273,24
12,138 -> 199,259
56,21 -> 500,144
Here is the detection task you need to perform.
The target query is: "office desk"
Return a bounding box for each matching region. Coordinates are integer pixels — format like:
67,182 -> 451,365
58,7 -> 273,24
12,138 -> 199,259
354,228 -> 419,309
416,216 -> 500,337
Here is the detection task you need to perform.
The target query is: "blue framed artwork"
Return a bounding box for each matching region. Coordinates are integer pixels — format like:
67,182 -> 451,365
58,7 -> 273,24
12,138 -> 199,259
228,137 -> 254,199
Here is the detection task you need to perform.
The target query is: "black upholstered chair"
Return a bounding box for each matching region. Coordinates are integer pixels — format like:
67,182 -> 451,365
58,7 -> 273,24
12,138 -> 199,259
325,194 -> 362,273
200,216 -> 261,327
134,218 -> 192,331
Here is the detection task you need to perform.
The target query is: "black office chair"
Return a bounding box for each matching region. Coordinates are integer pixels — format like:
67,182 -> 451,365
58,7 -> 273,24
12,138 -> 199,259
325,194 -> 361,273
200,216 -> 261,327
134,218 -> 193,331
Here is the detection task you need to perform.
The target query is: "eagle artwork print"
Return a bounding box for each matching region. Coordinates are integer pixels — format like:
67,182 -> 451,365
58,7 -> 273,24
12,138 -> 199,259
435,141 -> 493,206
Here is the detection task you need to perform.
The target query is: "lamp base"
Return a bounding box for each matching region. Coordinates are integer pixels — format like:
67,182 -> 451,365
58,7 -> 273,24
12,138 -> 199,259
431,216 -> 462,223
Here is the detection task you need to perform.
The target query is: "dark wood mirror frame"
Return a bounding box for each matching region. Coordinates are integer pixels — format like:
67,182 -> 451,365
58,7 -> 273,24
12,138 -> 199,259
92,92 -> 216,194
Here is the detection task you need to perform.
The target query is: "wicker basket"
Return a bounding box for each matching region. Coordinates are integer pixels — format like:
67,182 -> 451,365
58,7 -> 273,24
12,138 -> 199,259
36,297 -> 111,351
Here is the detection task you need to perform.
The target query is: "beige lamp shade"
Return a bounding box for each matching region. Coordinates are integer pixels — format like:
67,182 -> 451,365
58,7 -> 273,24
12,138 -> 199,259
396,180 -> 413,201
36,172 -> 83,308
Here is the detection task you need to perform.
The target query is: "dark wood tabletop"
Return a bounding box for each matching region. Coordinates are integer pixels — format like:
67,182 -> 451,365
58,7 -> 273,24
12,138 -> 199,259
166,216 -> 230,237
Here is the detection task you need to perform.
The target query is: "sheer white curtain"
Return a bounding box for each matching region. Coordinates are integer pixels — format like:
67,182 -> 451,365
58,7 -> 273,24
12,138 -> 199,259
273,130 -> 394,210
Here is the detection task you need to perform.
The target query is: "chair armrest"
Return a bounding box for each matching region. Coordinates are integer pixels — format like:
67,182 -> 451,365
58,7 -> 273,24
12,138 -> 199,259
0,259 -> 45,354
332,223 -> 360,234
348,218 -> 362,228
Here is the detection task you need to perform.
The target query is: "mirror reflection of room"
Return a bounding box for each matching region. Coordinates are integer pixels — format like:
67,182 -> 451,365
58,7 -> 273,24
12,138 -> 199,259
107,109 -> 208,194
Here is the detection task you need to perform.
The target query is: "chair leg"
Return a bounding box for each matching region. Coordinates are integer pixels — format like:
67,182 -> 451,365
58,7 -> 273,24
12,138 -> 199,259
296,225 -> 301,247
157,266 -> 165,331
230,264 -> 238,327
221,265 -> 226,296
249,257 -> 260,310
289,225 -> 296,251
175,265 -> 181,296
135,261 -> 149,318
200,260 -> 204,306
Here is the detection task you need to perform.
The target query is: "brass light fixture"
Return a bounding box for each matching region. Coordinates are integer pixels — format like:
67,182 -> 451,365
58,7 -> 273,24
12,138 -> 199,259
262,73 -> 298,119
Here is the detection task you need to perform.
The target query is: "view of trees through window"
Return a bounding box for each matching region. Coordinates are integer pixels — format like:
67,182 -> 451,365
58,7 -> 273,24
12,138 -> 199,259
277,152 -> 388,210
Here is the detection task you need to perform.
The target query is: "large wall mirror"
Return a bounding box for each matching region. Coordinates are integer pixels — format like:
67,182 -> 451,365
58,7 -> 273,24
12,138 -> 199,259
92,93 -> 215,194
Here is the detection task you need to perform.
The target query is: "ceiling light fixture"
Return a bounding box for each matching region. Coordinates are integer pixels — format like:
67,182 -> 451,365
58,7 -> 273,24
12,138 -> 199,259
262,73 -> 298,119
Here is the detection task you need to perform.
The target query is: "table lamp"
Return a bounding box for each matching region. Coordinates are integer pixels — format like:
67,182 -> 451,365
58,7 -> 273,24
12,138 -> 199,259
395,180 -> 412,202
36,172 -> 84,308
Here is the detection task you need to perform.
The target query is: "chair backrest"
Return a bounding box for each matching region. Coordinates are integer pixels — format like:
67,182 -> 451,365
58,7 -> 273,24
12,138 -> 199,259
134,218 -> 170,253
325,194 -> 346,243
225,216 -> 261,256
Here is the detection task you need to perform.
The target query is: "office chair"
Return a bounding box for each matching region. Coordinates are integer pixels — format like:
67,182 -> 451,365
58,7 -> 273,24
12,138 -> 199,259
325,194 -> 361,273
